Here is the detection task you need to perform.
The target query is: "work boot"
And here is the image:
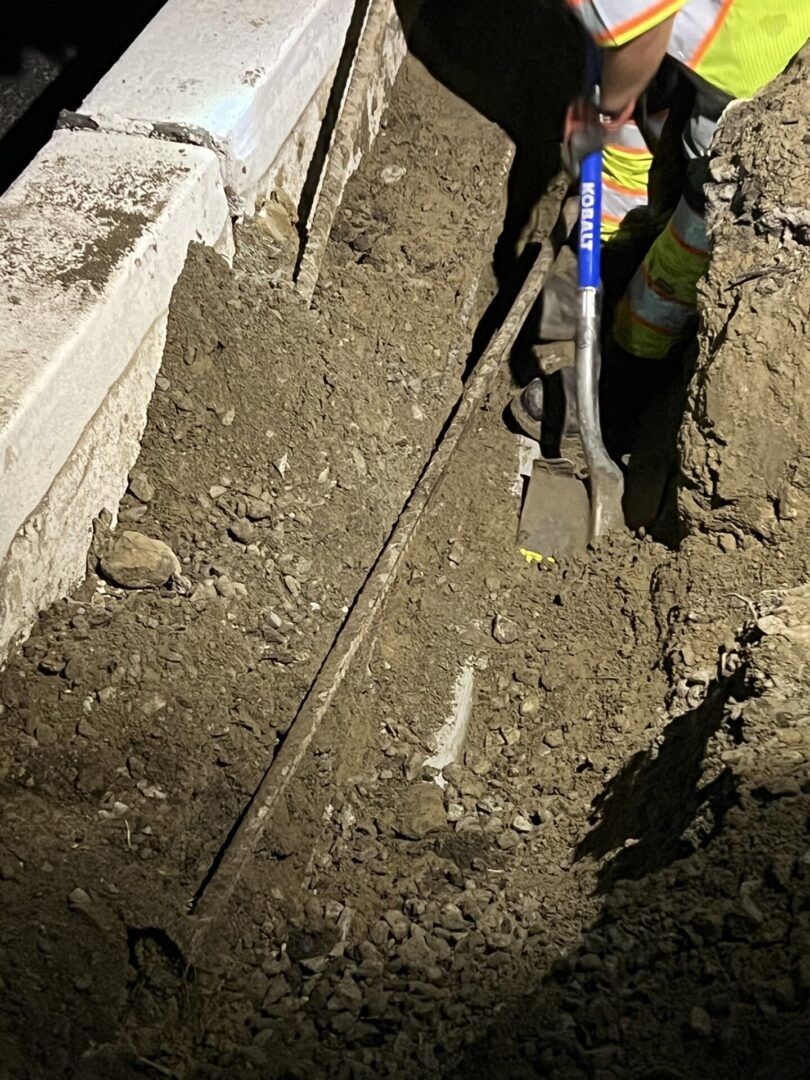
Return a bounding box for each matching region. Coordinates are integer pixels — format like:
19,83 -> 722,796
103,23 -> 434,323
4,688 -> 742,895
508,359 -> 579,443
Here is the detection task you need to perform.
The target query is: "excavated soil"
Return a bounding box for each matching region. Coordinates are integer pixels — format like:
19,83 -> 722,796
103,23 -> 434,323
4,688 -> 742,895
2,30 -> 810,1080
0,56 -> 510,1078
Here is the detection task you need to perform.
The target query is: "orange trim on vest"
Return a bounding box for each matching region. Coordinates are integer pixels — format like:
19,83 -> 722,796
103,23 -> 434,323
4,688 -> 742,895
594,0 -> 684,44
604,177 -> 649,198
605,142 -> 651,156
624,304 -> 681,337
668,221 -> 709,259
691,0 -> 735,65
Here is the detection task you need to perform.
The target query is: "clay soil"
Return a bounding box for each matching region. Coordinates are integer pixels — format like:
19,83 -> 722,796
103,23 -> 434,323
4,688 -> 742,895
2,27 -> 810,1080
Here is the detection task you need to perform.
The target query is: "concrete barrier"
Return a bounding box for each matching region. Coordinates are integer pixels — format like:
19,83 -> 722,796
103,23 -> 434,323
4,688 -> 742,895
0,131 -> 232,650
0,0 -> 405,658
79,0 -> 405,216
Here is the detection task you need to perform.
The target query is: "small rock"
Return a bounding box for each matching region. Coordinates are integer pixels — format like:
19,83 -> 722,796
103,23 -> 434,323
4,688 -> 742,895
0,860 -> 20,882
440,904 -> 466,932
220,407 -> 236,427
39,654 -> 66,675
447,541 -> 464,567
544,729 -> 564,749
229,519 -> 257,544
284,575 -> 302,597
404,751 -> 425,782
380,164 -> 407,185
465,750 -> 491,776
35,722 -> 57,747
263,974 -> 290,1007
140,692 -> 167,717
383,911 -> 411,943
512,814 -> 533,833
398,783 -> 446,840
215,576 -> 238,599
246,498 -> 274,522
75,764 -> 107,795
128,470 -> 155,504
717,532 -> 737,553
763,777 -> 801,798
497,830 -> 520,850
442,763 -> 465,787
173,571 -> 193,595
209,485 -> 227,499
100,531 -> 180,588
578,953 -> 602,972
689,1005 -> 712,1037
328,974 -> 363,1013
68,887 -> 92,911
118,503 -> 148,523
492,614 -> 519,645
300,955 -> 330,975
519,695 -> 541,719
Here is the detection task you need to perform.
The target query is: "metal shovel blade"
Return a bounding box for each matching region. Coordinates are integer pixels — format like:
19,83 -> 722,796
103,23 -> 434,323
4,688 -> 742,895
517,458 -> 590,564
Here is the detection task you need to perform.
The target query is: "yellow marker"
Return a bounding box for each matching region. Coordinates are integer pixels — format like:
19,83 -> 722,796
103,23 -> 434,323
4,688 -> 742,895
519,548 -> 556,566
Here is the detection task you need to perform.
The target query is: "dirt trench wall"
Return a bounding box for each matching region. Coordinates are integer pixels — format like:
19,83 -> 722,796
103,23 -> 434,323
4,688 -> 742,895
680,46 -> 810,543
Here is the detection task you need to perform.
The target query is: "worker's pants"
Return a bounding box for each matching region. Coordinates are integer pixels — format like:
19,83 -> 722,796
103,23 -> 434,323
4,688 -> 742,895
614,76 -> 733,359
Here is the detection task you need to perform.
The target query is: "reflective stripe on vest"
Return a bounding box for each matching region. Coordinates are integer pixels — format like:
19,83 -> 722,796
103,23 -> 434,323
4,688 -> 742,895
613,196 -> 708,358
601,120 -> 654,241
687,0 -> 810,99
566,1 -> 810,99
565,0 -> 688,46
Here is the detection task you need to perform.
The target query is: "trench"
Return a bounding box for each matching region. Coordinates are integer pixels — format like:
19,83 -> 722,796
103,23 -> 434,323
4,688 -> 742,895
2,9 -> 810,1080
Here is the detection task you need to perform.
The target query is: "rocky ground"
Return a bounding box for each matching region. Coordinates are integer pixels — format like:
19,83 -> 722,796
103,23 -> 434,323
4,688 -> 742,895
1,23 -> 810,1080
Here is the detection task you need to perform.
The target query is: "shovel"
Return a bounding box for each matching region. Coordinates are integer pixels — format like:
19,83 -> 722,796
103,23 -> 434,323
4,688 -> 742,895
517,146 -> 625,563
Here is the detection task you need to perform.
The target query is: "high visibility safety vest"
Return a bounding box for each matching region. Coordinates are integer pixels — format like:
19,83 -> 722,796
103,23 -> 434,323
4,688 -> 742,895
566,0 -> 810,99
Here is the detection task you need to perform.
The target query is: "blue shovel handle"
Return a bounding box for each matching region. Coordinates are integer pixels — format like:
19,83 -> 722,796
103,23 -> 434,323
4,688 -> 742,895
578,150 -> 603,290
578,40 -> 603,290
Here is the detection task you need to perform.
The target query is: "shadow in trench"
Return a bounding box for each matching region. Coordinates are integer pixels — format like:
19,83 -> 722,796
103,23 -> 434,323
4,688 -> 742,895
575,669 -> 743,892
449,669 -> 810,1080
394,0 -> 582,378
395,0 -> 581,273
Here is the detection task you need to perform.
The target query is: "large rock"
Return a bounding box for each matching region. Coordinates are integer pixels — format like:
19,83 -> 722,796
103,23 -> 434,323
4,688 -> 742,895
397,783 -> 446,840
100,530 -> 180,588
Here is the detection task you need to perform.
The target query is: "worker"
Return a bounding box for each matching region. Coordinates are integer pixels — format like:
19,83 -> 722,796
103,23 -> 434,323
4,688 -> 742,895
510,64 -> 674,441
512,0 -> 810,446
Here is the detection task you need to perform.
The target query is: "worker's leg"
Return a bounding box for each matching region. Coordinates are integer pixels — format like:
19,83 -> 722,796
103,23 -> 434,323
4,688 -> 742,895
613,79 -> 733,358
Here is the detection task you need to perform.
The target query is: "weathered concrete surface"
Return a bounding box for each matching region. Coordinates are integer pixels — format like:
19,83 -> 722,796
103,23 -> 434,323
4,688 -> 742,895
80,0 -> 361,214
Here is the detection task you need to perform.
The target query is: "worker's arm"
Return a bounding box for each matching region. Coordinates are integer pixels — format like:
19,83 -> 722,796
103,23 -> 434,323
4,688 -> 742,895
561,13 -> 677,176
599,15 -> 676,116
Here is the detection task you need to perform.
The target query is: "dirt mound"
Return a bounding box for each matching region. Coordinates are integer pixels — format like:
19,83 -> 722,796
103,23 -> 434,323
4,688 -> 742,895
681,46 -> 810,544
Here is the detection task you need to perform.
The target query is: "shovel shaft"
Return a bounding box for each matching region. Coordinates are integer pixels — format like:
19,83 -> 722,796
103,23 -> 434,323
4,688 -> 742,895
576,150 -> 625,539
